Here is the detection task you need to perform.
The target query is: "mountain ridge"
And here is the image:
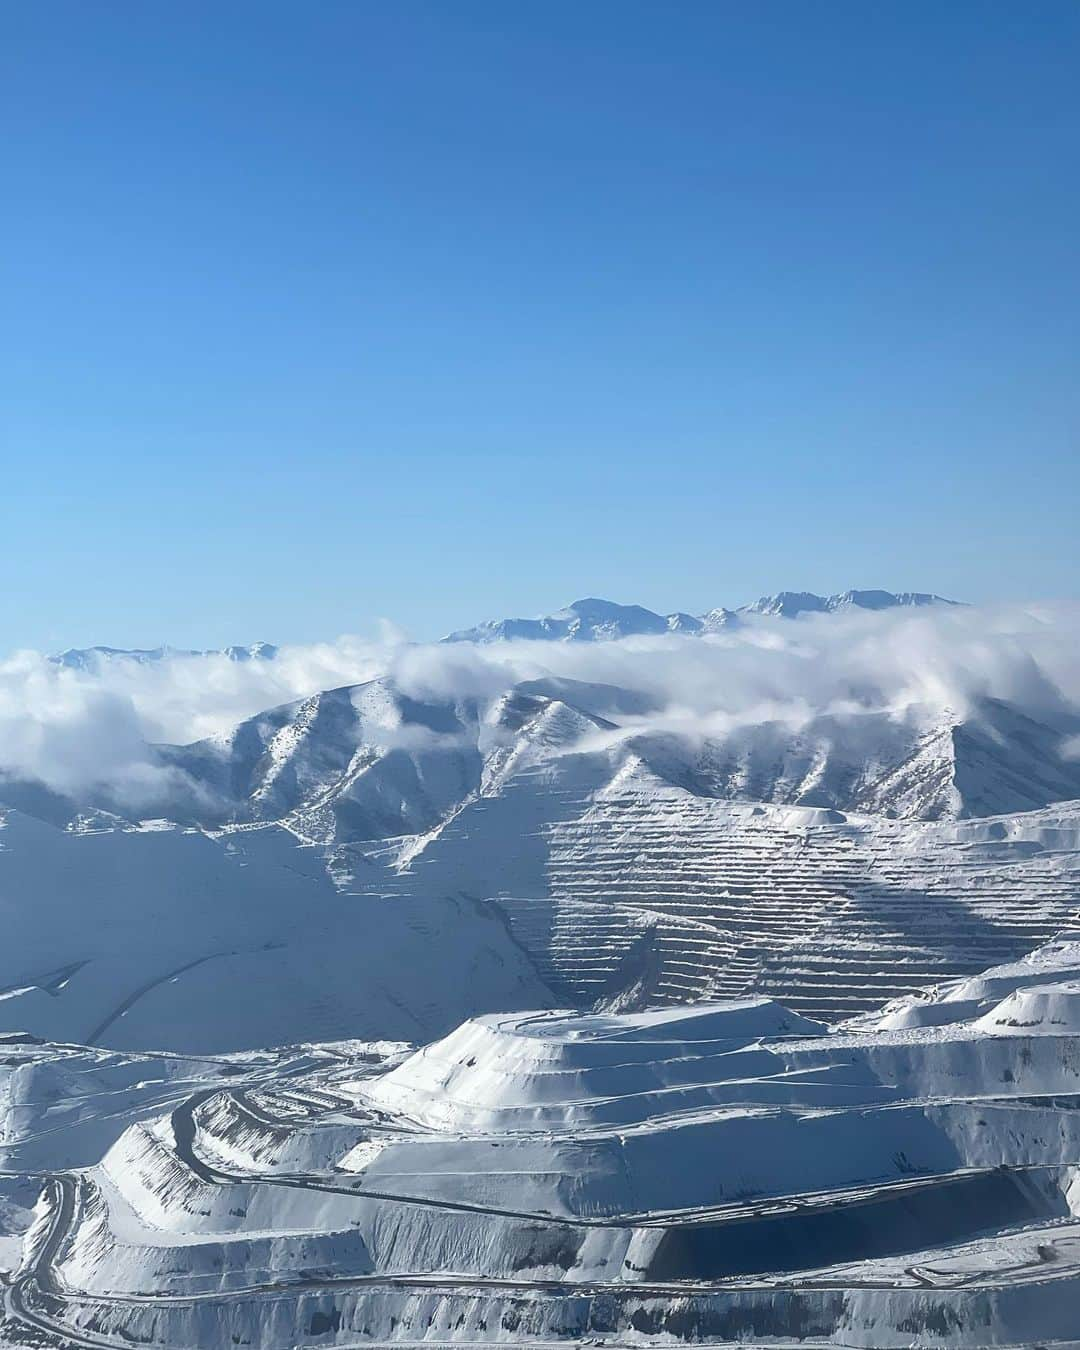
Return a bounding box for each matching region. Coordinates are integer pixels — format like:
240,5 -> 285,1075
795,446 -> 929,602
4,675 -> 1073,840
443,589 -> 960,643
42,590 -> 962,662
51,641 -> 278,670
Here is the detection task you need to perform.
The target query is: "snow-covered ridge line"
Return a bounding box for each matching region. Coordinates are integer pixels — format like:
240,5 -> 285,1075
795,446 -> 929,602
42,589 -> 959,662
9,667 -> 1080,837
443,589 -> 960,642
49,640 -> 278,670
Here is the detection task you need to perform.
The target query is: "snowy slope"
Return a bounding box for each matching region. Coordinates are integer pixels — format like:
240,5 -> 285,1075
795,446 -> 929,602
0,809 -> 553,1052
634,697 -> 1080,821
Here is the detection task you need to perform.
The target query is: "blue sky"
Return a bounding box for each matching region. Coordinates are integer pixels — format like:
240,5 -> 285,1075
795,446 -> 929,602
3,1 -> 1078,650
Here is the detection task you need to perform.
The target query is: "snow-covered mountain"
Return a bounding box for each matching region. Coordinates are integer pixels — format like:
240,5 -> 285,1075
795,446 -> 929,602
443,596 -> 709,643
5,676 -> 1079,839
160,683 -> 1080,834
739,588 -> 960,618
46,592 -> 959,666
154,675 -> 654,841
159,679 -> 492,837
0,809 -> 551,1054
444,589 -> 957,642
637,696 -> 1080,821
51,640 -> 278,669
0,667 -> 1077,1053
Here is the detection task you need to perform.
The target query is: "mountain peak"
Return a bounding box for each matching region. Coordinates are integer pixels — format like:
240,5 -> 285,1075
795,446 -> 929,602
739,591 -> 829,619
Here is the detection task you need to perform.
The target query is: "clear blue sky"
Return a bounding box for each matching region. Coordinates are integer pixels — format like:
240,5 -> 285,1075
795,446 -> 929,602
3,1 -> 1078,650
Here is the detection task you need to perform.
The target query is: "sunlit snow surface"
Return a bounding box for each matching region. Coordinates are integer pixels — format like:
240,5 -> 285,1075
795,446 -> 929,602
8,961 -> 1080,1346
3,647 -> 1080,1344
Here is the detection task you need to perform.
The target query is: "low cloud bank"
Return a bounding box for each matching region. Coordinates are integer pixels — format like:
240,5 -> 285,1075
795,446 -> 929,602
2,601 -> 1079,812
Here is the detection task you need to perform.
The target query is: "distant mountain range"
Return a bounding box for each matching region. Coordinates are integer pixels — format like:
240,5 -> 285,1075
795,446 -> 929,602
51,641 -> 278,670
443,597 -> 717,643
44,592 -> 959,665
740,588 -> 959,619
443,590 -> 959,643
